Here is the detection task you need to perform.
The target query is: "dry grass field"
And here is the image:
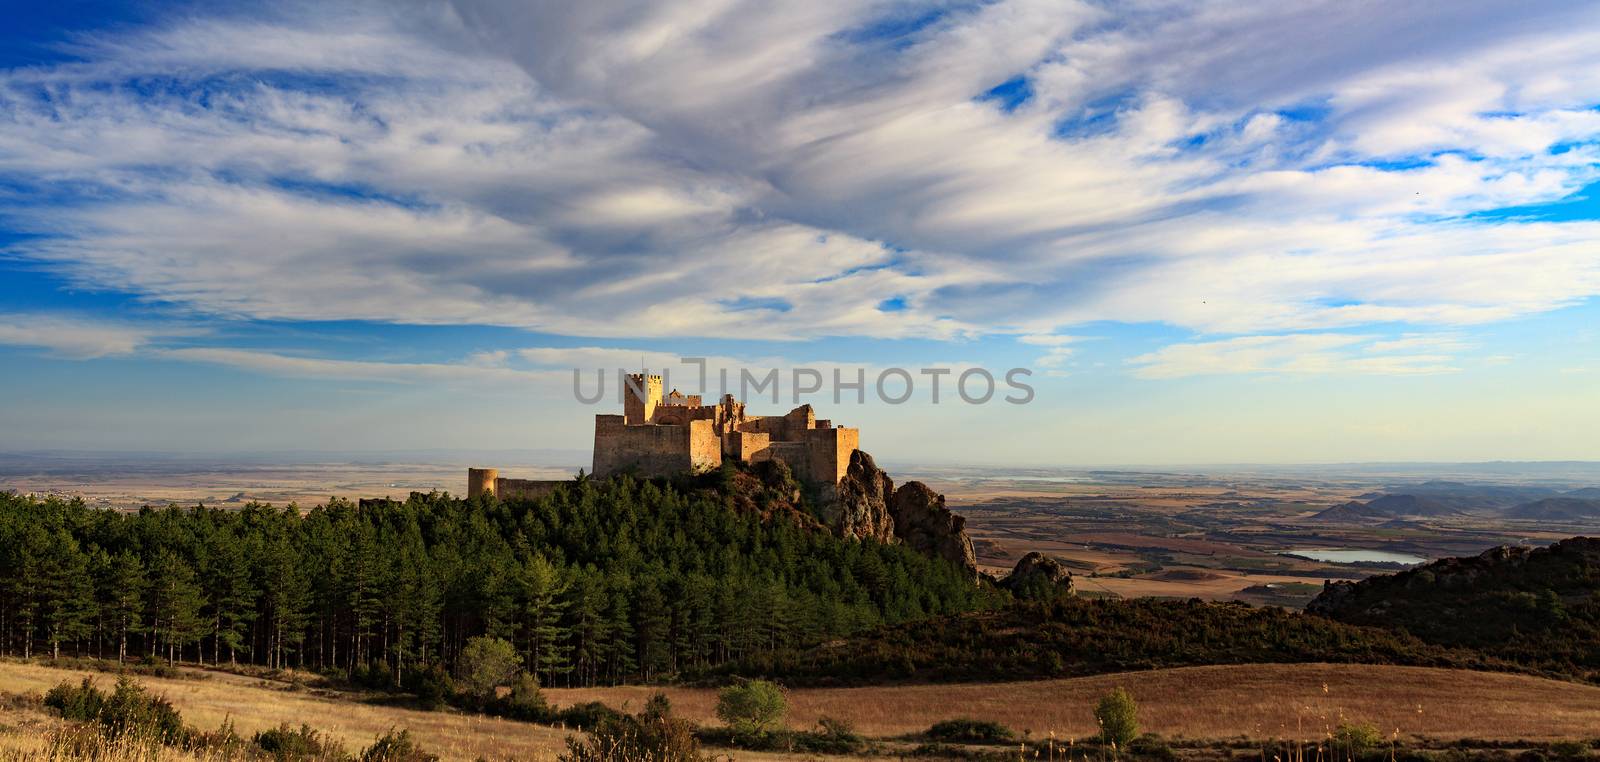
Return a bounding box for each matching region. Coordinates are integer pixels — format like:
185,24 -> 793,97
1,660 -> 1597,760
0,660 -> 573,761
554,663 -> 1600,742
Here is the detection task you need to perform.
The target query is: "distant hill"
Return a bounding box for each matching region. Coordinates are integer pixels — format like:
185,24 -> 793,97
717,596 -> 1512,686
1308,537 -> 1600,681
1363,493 -> 1465,516
1376,482 -> 1560,514
1316,484 -> 1595,520
1506,497 -> 1600,520
1311,501 -> 1387,522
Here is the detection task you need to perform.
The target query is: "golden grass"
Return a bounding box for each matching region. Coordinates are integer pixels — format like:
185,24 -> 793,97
0,660 -> 569,762
3,660 -> 1596,762
546,663 -> 1600,741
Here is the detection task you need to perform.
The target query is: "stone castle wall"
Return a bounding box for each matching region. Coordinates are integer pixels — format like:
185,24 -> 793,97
495,478 -> 563,500
593,414 -> 723,477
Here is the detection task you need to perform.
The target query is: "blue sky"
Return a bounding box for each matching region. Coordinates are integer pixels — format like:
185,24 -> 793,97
1,0 -> 1598,465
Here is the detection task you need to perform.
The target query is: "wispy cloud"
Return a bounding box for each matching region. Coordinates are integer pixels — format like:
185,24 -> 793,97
0,1 -> 1598,351
0,313 -> 188,359
1129,333 -> 1463,380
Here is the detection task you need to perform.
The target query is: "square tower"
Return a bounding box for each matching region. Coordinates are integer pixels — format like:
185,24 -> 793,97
623,373 -> 663,425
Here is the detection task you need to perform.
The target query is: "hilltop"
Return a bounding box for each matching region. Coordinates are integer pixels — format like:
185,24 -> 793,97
1309,537 -> 1600,681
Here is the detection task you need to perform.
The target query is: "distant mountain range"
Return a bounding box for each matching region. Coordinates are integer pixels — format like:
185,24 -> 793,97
1314,483 -> 1600,521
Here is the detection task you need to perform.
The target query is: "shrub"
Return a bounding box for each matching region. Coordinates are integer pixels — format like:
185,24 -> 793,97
1129,734 -> 1177,761
714,680 -> 786,735
561,702 -> 707,762
1548,740 -> 1591,760
254,722 -> 347,761
507,673 -> 548,716
643,691 -> 672,721
555,701 -> 625,730
1094,687 -> 1139,748
43,678 -> 106,722
409,664 -> 452,710
100,677 -> 188,745
798,716 -> 867,754
45,677 -> 190,748
1333,721 -> 1383,755
189,717 -> 251,758
925,718 -> 1015,743
360,728 -> 438,762
454,636 -> 522,699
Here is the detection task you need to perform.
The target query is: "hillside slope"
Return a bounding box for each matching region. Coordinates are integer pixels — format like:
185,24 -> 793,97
715,596 -> 1512,686
1309,537 -> 1600,681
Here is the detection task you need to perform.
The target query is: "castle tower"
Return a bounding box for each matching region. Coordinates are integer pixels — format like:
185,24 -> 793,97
467,467 -> 499,499
623,373 -> 663,425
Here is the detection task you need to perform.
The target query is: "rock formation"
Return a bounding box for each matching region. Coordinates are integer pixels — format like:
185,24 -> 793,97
890,480 -> 978,578
823,449 -> 978,578
821,450 -> 896,541
999,551 -> 1075,597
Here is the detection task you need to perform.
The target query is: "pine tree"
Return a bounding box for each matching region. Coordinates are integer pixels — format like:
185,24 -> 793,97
104,551 -> 147,664
518,554 -> 571,685
203,532 -> 257,665
38,530 -> 95,660
147,548 -> 206,664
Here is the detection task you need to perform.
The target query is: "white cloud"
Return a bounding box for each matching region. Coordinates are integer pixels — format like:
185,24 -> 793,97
1129,333 -> 1463,380
0,313 -> 184,359
1,0 -> 1599,350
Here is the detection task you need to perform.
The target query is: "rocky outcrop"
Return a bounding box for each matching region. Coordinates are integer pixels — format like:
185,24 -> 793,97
999,551 -> 1075,597
821,450 -> 896,542
819,449 -> 978,579
890,480 -> 979,579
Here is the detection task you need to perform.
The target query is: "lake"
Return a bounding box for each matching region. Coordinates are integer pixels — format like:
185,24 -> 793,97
1287,548 -> 1428,565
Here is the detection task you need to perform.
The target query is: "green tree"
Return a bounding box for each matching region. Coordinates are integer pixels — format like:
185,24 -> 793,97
148,548 -> 206,664
38,530 -> 95,659
202,531 -> 257,665
715,680 -> 786,735
454,635 -> 521,699
103,551 -> 147,664
517,554 -> 570,684
1094,687 -> 1139,748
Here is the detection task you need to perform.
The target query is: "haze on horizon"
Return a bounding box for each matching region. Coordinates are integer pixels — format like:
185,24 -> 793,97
1,1 -> 1598,465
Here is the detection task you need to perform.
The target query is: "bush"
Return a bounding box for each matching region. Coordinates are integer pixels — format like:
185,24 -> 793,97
43,678 -> 106,722
409,664 -> 452,711
925,718 -> 1015,743
1548,740 -> 1591,760
1094,687 -> 1139,748
643,692 -> 672,720
715,680 -> 786,735
1333,721 -> 1384,755
254,722 -> 347,761
561,701 -> 706,762
360,728 -> 438,762
507,673 -> 548,716
454,636 -> 522,699
555,701 -> 625,730
99,677 -> 188,745
799,716 -> 867,754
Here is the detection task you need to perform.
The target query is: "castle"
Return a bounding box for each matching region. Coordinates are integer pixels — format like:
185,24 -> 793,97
468,373 -> 859,498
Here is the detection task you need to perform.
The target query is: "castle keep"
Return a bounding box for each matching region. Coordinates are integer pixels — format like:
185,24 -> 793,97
593,373 -> 859,485
467,373 -> 859,498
